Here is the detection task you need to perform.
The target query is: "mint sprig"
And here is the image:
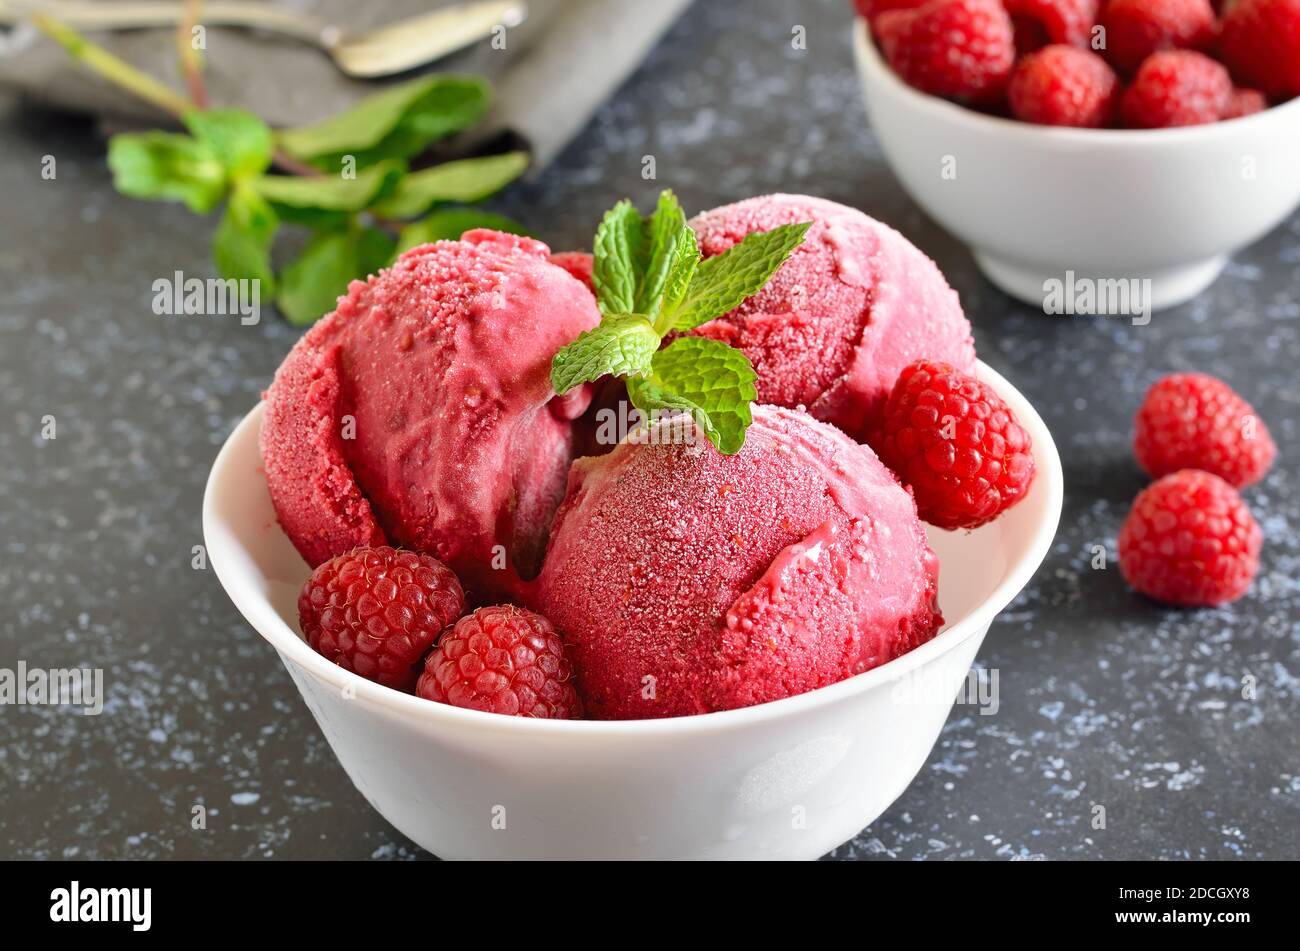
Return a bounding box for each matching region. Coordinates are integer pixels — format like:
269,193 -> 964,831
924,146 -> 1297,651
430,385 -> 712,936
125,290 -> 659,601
37,14 -> 530,327
551,190 -> 809,455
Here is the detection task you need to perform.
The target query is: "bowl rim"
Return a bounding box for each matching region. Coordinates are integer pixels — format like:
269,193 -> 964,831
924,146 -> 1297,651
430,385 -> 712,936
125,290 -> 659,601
853,16 -> 1300,144
203,360 -> 1063,738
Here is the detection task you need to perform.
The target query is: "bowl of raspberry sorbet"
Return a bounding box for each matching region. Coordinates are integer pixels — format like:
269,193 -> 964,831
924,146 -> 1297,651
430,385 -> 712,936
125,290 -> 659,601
204,366 -> 1063,860
205,205 -> 1065,860
852,0 -> 1300,312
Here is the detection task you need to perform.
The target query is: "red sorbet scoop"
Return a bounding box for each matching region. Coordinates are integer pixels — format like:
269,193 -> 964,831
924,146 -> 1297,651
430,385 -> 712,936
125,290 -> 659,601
538,405 -> 944,719
260,230 -> 600,600
688,194 -> 977,443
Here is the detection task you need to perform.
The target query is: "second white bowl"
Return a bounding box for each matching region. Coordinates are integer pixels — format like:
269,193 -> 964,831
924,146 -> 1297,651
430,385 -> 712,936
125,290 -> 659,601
854,18 -> 1300,312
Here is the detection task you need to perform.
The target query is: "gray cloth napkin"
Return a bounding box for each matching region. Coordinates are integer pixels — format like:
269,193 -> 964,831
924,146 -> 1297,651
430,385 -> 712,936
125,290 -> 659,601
0,0 -> 692,167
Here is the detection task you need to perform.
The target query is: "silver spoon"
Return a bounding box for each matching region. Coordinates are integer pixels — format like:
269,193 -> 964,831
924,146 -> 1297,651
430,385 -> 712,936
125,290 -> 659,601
1,0 -> 528,77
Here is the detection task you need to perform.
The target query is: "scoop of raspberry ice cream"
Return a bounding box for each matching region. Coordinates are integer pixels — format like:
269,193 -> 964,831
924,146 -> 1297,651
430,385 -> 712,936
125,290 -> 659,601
260,229 -> 600,600
687,195 -> 976,443
537,405 -> 943,719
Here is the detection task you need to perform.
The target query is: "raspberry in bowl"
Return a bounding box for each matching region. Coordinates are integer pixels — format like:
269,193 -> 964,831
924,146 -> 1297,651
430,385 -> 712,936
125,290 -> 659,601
204,194 -> 1063,859
852,1 -> 1300,310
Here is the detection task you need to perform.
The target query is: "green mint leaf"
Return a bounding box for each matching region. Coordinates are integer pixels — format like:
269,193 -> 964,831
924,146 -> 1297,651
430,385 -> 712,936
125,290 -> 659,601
636,190 -> 687,317
276,225 -> 396,326
394,208 -> 529,256
591,200 -> 646,316
568,190 -> 771,451
106,132 -> 226,214
550,314 -> 659,395
589,190 -> 702,324
212,184 -> 278,295
182,108 -> 273,179
277,75 -> 491,170
659,226 -> 700,323
252,159 -> 404,227
626,336 -> 757,455
667,221 -> 811,331
369,151 -> 529,219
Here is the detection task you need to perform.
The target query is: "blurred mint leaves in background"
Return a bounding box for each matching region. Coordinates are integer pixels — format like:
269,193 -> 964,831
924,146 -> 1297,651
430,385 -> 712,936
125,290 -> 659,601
32,5 -> 530,328
551,190 -> 809,455
277,76 -> 492,171
105,76 -> 529,325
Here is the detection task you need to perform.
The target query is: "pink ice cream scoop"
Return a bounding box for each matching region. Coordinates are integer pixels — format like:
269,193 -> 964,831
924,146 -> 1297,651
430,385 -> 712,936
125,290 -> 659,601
688,194 -> 976,442
260,230 -> 600,600
537,404 -> 943,719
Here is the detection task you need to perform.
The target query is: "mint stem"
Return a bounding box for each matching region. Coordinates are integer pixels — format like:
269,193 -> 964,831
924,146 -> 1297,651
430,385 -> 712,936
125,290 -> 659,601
176,0 -> 208,110
270,149 -> 324,179
31,12 -> 192,117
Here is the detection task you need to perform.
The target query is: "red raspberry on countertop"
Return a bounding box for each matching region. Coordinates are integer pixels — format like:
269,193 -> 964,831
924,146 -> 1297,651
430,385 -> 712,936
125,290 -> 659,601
875,0 -> 1016,102
1134,373 -> 1276,488
1118,470 -> 1262,606
1219,0 -> 1300,100
299,546 -> 466,691
873,360 -> 1036,530
1008,45 -> 1119,126
1120,50 -> 1232,127
1004,0 -> 1100,50
1099,0 -> 1217,74
417,605 -> 583,718
1223,87 -> 1269,118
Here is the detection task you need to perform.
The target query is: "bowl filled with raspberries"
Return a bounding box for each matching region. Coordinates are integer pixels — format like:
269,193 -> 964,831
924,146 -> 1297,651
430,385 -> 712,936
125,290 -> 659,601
852,0 -> 1300,311
204,191 -> 1065,859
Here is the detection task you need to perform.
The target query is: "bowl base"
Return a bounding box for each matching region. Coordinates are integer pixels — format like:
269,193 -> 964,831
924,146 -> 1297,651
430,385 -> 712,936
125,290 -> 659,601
974,252 -> 1228,316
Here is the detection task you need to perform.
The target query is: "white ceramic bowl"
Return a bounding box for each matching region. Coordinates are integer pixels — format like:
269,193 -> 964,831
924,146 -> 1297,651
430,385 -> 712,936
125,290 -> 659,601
203,361 -> 1062,860
853,18 -> 1300,312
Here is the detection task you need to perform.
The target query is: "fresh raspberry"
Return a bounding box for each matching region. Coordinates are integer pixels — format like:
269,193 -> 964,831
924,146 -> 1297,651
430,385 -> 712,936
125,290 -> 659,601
1004,0 -> 1100,49
1009,45 -> 1120,126
549,251 -> 594,294
1219,0 -> 1300,100
417,606 -> 582,718
873,360 -> 1036,529
1134,373 -> 1276,488
875,0 -> 1015,102
1223,87 -> 1270,117
1120,50 -> 1232,127
1100,0 -> 1217,74
298,546 -> 466,691
1118,470 -> 1262,606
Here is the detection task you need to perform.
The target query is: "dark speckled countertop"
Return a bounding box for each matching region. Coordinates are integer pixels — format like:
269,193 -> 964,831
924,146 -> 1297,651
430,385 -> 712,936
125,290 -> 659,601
1,0 -> 1297,860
